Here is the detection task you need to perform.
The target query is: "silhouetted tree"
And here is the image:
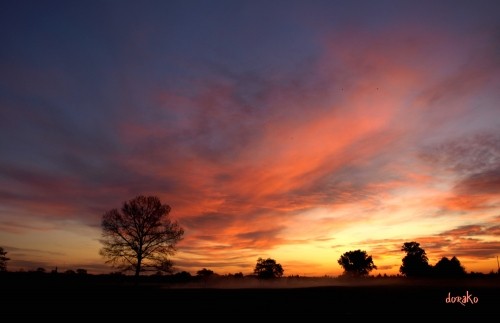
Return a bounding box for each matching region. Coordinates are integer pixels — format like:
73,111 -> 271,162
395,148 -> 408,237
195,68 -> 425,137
433,256 -> 466,277
400,241 -> 431,277
337,250 -> 377,277
197,268 -> 215,277
173,271 -> 192,282
254,257 -> 284,279
109,271 -> 124,276
233,272 -> 244,278
76,268 -> 88,275
0,247 -> 9,272
99,195 -> 185,278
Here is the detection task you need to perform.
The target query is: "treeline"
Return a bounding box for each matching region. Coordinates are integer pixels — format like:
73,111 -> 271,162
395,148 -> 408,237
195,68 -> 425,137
2,242 -> 499,282
1,267 -> 498,288
5,196 -> 497,280
336,241 -> 484,279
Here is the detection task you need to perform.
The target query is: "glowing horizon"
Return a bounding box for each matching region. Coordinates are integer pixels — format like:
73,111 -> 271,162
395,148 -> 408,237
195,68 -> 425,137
1,0 -> 499,277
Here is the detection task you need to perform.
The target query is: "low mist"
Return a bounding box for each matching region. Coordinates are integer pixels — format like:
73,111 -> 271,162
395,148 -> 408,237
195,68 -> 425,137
162,276 -> 411,289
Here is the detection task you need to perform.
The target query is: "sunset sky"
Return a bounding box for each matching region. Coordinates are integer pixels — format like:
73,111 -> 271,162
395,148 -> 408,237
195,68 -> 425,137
1,0 -> 499,276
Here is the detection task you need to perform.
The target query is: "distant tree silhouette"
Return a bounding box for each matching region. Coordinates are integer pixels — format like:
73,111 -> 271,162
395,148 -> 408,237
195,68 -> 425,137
400,241 -> 431,277
337,250 -> 377,277
254,257 -> 284,279
433,256 -> 466,277
99,195 -> 184,278
0,247 -> 9,272
233,272 -> 244,278
173,271 -> 192,282
76,268 -> 88,275
197,268 -> 215,277
109,271 -> 124,276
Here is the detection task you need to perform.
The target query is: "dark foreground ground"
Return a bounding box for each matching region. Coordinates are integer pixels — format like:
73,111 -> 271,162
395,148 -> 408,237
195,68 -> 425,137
3,273 -> 499,322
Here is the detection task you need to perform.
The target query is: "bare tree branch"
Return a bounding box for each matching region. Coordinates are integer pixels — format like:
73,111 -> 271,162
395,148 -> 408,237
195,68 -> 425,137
99,195 -> 184,277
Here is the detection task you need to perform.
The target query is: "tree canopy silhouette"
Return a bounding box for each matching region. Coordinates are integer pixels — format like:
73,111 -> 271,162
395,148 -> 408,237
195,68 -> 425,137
99,195 -> 184,277
197,268 -> 215,278
337,249 -> 377,277
433,256 -> 466,277
254,257 -> 284,279
400,241 -> 431,277
0,247 -> 9,272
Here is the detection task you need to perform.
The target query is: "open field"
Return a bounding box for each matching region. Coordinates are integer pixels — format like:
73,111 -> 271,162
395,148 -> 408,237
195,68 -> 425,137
3,273 -> 499,322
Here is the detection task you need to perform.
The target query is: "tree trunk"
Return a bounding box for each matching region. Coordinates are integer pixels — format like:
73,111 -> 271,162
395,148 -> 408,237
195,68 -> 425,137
135,255 -> 142,283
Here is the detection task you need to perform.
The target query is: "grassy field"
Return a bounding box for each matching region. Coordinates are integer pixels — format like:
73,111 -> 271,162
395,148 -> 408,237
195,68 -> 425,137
3,273 -> 499,322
